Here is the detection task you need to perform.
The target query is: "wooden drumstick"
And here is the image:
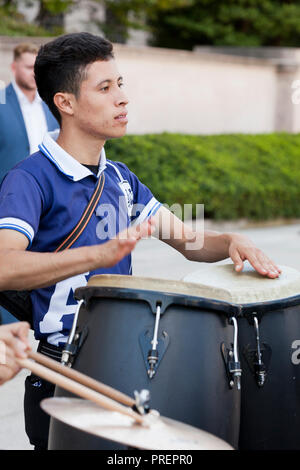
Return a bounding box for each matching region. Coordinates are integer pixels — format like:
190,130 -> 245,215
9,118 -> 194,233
18,357 -> 146,426
28,351 -> 135,407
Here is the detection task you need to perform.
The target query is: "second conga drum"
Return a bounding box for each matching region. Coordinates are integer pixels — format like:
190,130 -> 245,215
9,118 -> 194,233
48,275 -> 241,450
184,262 -> 300,450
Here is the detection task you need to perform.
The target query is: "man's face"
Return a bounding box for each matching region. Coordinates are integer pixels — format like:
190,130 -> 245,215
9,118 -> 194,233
12,52 -> 37,91
72,59 -> 129,140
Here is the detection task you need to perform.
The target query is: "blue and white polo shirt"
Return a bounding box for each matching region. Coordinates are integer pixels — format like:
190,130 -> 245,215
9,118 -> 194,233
0,130 -> 161,345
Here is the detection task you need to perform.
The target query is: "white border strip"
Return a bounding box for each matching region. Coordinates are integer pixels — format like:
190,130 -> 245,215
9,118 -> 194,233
131,197 -> 161,227
0,217 -> 34,244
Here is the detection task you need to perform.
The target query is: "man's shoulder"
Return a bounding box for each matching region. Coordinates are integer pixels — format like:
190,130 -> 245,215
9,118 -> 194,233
106,159 -> 131,177
11,150 -> 55,180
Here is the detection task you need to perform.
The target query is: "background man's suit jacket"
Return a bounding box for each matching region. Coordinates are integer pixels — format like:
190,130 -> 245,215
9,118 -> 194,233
0,83 -> 58,182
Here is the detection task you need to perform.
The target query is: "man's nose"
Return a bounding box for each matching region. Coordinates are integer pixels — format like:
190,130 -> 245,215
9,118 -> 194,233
116,88 -> 129,106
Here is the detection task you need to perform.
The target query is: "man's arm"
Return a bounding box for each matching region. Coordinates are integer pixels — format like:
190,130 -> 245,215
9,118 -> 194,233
152,206 -> 280,278
0,219 -> 154,291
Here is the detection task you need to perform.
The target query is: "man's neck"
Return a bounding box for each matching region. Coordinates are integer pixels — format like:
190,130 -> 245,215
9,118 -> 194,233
56,126 -> 106,166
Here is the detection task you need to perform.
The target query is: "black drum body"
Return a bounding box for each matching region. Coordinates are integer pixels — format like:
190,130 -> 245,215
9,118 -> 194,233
49,286 -> 240,450
238,297 -> 300,450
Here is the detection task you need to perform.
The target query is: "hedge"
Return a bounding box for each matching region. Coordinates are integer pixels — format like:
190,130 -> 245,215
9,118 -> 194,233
105,133 -> 300,220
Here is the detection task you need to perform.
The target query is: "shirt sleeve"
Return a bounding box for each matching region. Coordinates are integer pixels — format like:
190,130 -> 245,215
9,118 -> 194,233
115,161 -> 161,226
0,169 -> 44,247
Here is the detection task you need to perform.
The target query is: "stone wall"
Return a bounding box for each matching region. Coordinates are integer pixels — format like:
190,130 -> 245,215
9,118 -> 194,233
1,36 -> 300,134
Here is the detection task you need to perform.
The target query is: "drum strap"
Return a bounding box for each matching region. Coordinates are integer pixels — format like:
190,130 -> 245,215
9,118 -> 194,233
55,172 -> 105,252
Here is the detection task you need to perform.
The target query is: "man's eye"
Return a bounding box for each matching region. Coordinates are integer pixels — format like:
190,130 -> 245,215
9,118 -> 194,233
100,86 -> 109,92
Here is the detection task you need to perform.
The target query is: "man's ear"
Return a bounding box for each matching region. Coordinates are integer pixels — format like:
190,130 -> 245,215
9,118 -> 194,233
53,92 -> 75,118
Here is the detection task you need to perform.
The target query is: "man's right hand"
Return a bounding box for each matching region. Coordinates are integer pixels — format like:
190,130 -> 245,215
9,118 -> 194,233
98,217 -> 156,268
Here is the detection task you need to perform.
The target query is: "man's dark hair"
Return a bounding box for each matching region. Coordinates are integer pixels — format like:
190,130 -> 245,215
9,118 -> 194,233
34,32 -> 114,125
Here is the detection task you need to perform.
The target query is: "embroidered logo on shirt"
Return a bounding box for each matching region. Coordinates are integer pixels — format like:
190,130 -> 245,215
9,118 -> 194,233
118,180 -> 134,216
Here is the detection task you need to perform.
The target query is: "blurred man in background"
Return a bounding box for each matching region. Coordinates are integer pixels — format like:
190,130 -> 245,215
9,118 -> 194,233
0,43 -> 58,324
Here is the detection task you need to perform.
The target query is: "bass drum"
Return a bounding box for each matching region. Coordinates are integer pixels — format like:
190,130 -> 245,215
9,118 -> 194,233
184,262 -> 300,450
48,275 -> 241,450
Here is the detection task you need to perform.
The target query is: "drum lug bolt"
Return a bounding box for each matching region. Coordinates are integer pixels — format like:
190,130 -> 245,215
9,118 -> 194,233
253,315 -> 267,387
147,304 -> 162,379
228,317 -> 242,391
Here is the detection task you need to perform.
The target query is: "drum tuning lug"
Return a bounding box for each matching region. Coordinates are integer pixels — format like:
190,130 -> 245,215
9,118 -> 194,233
253,315 -> 267,387
147,349 -> 159,378
255,364 -> 266,387
227,318 -> 242,390
228,360 -> 242,390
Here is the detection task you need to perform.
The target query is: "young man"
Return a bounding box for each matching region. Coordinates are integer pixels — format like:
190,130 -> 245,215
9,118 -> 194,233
0,33 -> 279,449
0,42 -> 58,325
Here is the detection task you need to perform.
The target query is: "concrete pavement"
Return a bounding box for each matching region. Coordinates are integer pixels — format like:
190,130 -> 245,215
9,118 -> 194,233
1,222 -> 300,450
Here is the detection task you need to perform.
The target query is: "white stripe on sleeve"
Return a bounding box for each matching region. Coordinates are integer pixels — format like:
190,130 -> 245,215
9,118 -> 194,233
0,217 -> 35,245
131,197 -> 162,227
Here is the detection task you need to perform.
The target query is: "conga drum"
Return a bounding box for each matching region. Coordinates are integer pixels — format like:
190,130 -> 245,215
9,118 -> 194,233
184,263 -> 300,450
48,275 -> 241,450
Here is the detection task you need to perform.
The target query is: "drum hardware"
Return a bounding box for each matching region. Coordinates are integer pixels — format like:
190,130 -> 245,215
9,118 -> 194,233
253,316 -> 266,387
139,327 -> 170,380
221,317 -> 242,390
241,312 -> 271,388
147,303 -> 162,378
133,389 -> 151,415
61,300 -> 87,367
242,313 -> 271,388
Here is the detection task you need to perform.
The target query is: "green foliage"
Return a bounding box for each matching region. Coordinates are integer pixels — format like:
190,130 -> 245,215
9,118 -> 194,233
38,0 -> 72,15
0,5 -> 51,36
96,0 -> 192,43
149,0 -> 300,49
105,133 -> 300,220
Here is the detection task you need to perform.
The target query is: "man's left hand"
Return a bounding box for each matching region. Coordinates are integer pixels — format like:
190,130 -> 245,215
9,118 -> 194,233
228,233 -> 281,278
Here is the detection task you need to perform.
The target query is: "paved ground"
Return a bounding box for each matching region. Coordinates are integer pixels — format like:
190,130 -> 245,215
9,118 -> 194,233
1,222 -> 300,450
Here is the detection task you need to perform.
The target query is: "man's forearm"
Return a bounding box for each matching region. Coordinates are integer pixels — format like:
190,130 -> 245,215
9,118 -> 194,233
0,245 -> 106,290
184,230 -> 231,262
0,220 -> 154,291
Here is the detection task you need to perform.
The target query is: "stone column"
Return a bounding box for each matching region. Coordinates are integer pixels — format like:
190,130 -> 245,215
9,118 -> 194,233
275,61 -> 300,133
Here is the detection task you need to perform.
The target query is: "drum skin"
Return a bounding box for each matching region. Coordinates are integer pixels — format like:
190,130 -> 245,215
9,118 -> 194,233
48,288 -> 240,450
238,303 -> 300,450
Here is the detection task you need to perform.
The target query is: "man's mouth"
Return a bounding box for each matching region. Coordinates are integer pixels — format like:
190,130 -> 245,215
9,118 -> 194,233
114,113 -> 128,122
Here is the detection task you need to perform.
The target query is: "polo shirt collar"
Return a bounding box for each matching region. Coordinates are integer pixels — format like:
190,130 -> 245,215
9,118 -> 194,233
39,129 -> 107,181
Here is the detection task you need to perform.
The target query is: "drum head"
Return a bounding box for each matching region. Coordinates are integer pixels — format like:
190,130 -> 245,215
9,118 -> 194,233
183,263 -> 300,304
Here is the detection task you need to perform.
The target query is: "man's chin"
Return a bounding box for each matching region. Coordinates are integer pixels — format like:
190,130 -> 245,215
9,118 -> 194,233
16,80 -> 36,92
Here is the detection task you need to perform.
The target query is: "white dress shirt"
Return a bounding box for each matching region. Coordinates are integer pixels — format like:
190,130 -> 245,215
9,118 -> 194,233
12,80 -> 48,155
